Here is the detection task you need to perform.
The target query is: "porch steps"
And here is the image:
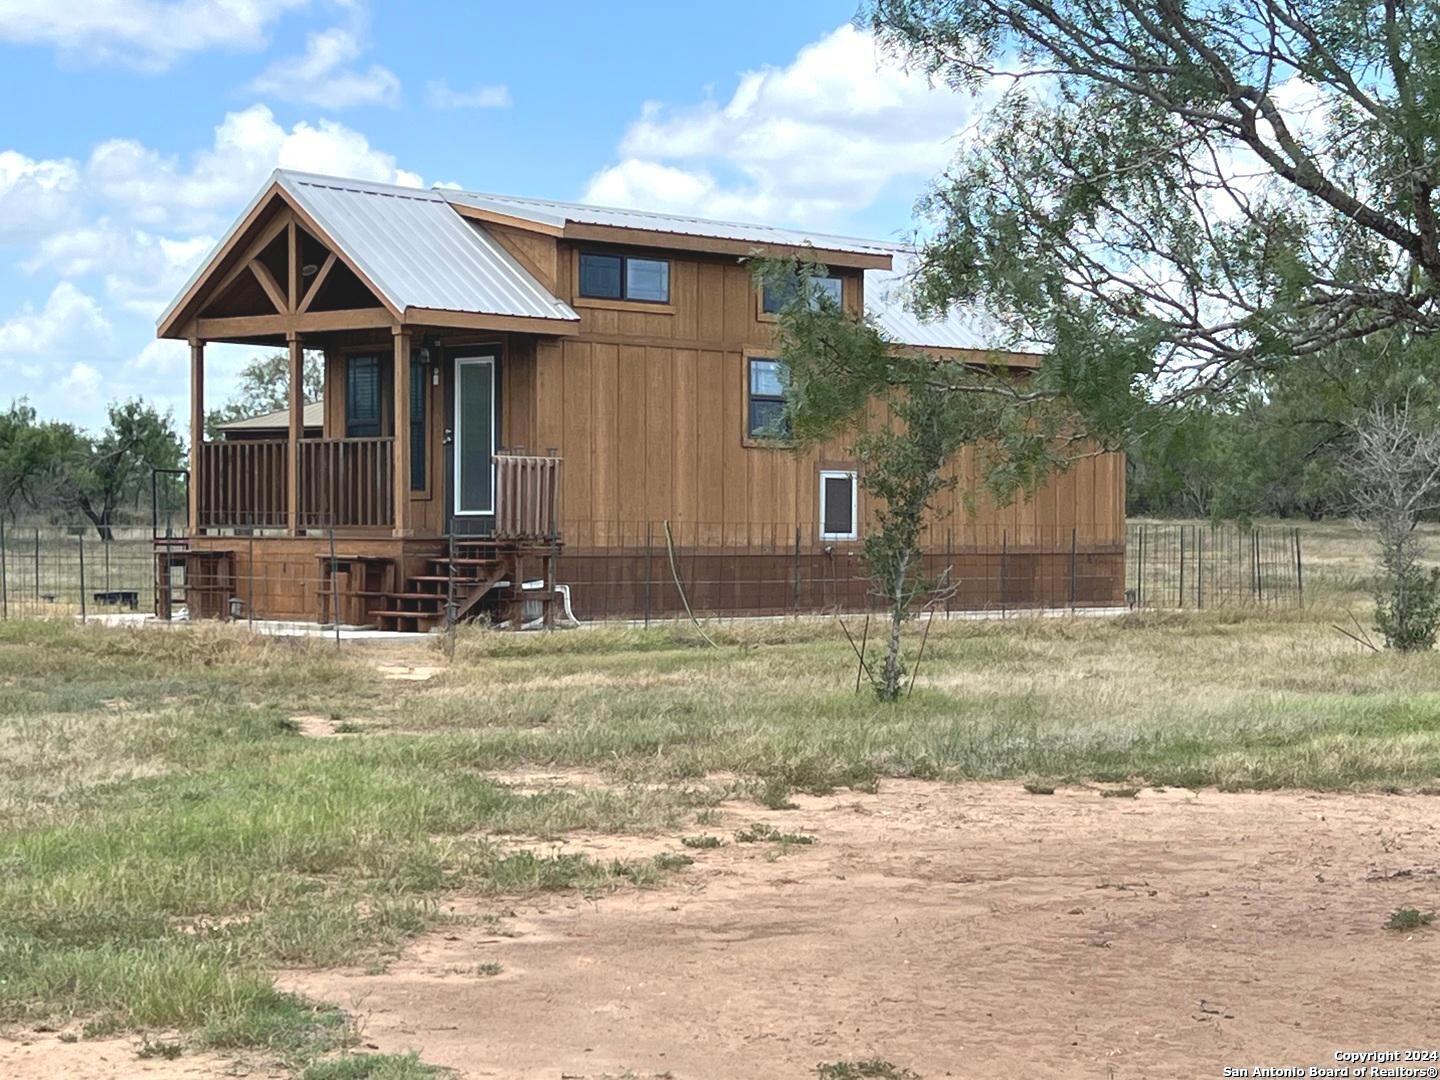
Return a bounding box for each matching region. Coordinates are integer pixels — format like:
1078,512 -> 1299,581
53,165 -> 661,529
369,551 -> 515,632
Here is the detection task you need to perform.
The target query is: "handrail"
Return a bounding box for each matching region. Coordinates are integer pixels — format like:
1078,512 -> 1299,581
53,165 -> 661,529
494,453 -> 562,541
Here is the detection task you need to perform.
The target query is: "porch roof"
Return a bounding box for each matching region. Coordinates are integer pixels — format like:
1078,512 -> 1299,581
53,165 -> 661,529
158,170 -> 579,334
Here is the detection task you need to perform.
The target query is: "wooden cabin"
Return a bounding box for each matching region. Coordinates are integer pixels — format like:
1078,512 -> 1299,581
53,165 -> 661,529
155,170 -> 1125,628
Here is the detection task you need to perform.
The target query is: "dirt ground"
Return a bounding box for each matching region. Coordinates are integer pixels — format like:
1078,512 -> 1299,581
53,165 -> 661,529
10,781 -> 1440,1079
292,781 -> 1437,1079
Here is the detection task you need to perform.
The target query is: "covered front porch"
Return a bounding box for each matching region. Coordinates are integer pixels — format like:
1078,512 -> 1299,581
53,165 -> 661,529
154,171 -> 580,627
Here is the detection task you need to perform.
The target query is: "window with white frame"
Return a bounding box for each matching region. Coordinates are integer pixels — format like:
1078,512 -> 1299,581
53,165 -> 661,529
819,470 -> 857,540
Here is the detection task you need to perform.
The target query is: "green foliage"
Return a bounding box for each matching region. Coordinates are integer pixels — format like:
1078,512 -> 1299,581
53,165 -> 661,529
0,397 -> 183,535
754,256 -> 1080,699
1129,334 -> 1440,520
1385,907 -> 1435,932
1375,566 -> 1440,652
865,0 -> 1440,475
205,351 -> 323,437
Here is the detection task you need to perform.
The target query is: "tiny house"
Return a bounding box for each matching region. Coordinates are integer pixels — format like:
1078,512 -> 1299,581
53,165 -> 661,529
156,171 -> 1125,628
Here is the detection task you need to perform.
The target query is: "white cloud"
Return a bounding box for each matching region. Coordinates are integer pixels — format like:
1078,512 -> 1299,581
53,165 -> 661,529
426,81 -> 512,110
25,221 -> 215,315
0,282 -> 111,356
249,27 -> 400,108
583,24 -> 984,228
58,361 -> 103,401
0,150 -> 81,241
84,103 -> 421,231
0,0 -> 309,70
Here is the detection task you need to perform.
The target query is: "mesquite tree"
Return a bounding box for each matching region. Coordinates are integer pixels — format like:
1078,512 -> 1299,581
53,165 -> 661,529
757,259 -> 1076,700
867,0 -> 1440,444
1346,398 -> 1440,650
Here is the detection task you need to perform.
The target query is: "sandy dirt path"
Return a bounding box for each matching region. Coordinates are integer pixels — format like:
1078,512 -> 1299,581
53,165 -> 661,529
275,781 -> 1440,1079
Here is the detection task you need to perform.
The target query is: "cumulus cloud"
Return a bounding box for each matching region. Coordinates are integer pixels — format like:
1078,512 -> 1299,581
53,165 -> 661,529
0,0 -> 308,70
425,81 -> 512,110
83,103 -> 421,232
583,23 -> 984,228
249,27 -> 400,108
1,103 -> 421,422
0,150 -> 82,242
0,282 -> 111,356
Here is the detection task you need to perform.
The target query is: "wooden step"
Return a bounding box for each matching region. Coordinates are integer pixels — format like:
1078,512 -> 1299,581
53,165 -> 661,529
428,557 -> 501,566
382,592 -> 449,603
370,608 -> 445,621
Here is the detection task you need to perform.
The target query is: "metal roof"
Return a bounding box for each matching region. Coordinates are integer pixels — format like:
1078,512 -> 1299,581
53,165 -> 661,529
440,188 -> 898,257
216,399 -> 324,433
161,170 -> 1016,355
865,247 -> 1006,352
278,172 -> 577,322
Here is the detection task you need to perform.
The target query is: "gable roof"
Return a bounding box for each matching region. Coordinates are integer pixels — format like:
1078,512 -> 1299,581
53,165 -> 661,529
157,170 -> 578,333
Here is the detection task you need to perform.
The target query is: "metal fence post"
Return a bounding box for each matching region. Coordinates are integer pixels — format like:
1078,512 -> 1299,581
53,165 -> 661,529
1196,526 -> 1204,609
78,533 -> 87,623
1178,525 -> 1185,608
1069,526 -> 1077,613
1000,530 -> 1008,617
643,521 -> 653,629
946,527 -> 954,618
33,528 -> 39,602
329,522 -> 340,648
1293,526 -> 1304,607
0,517 -> 7,621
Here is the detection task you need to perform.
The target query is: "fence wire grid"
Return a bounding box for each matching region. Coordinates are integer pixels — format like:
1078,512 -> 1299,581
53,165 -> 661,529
0,518 -> 1302,632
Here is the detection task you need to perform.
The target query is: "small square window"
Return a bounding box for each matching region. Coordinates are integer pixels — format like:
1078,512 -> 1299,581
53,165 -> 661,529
625,258 -> 670,303
579,252 -> 623,300
820,470 -> 857,540
747,357 -> 790,439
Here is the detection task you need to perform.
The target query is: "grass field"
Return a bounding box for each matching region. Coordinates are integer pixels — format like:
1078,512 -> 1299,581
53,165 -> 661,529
1,518 -> 1438,1076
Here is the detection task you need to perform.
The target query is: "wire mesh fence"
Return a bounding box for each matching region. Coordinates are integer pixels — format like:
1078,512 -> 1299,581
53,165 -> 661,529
0,517 -> 1303,631
1125,521 -> 1304,610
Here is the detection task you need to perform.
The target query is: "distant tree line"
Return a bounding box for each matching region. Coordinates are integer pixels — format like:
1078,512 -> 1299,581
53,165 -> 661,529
1126,335 -> 1440,522
0,399 -> 184,539
0,351 -> 321,539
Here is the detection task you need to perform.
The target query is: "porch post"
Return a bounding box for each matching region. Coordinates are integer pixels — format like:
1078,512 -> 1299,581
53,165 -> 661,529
188,336 -> 204,535
287,331 -> 302,535
392,327 -> 411,537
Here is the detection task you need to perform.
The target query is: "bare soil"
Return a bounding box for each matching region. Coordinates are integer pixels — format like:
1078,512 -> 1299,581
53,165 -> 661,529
284,781 -> 1440,1079
8,782 -> 1437,1078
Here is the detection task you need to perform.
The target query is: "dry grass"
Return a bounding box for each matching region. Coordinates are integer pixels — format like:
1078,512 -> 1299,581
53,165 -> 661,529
2,518 -> 1438,1073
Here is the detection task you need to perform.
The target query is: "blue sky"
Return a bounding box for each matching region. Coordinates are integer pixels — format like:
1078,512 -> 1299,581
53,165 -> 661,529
0,0 -> 986,430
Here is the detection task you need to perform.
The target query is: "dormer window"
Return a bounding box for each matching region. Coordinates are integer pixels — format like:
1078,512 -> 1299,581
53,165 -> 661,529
578,252 -> 671,303
761,273 -> 843,315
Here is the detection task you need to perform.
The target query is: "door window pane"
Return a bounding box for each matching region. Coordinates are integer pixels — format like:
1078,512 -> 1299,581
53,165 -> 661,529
456,359 -> 495,513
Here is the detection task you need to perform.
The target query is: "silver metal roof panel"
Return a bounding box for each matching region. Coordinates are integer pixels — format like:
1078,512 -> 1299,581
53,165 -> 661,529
439,188 -> 898,257
278,172 -> 577,323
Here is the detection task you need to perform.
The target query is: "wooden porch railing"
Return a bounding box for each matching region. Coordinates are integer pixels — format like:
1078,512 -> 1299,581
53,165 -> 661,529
494,453 -> 562,541
196,439 -> 288,530
297,437 -> 394,529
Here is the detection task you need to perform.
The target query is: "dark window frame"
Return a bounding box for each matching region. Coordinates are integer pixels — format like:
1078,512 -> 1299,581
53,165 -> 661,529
578,251 -> 671,304
746,356 -> 791,441
409,354 -> 427,492
345,354 -> 384,439
760,272 -> 844,316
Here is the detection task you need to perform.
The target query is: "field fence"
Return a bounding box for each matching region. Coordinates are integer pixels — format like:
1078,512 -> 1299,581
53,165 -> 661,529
1126,521 -> 1304,610
0,517 -> 1303,629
